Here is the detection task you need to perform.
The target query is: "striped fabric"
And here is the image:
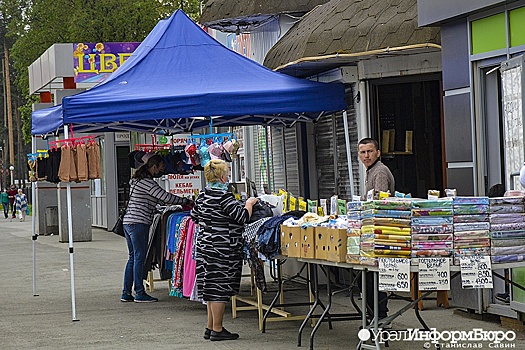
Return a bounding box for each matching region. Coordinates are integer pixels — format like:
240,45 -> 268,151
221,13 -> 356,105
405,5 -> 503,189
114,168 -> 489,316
124,178 -> 185,225
191,187 -> 250,302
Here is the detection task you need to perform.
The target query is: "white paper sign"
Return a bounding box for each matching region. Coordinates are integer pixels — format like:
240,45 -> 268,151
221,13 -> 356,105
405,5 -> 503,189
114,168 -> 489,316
418,257 -> 451,291
379,258 -> 410,292
460,256 -> 493,289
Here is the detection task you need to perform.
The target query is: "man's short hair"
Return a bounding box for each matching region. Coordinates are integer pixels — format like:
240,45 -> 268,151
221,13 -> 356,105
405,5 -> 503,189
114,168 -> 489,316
358,138 -> 379,150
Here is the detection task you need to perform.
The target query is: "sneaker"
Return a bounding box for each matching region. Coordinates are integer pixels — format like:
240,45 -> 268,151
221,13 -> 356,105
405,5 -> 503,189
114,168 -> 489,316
134,293 -> 158,303
495,293 -> 510,304
120,293 -> 134,302
210,328 -> 239,341
203,328 -> 212,340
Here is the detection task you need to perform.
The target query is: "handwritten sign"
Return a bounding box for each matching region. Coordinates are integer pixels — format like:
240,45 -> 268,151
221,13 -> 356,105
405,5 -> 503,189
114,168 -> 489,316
379,258 -> 410,292
418,258 -> 450,291
460,256 -> 493,289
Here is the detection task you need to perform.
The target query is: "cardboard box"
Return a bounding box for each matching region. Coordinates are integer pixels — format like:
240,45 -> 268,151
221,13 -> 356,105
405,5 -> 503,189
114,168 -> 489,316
287,226 -> 301,258
315,227 -> 328,260
381,130 -> 390,154
388,129 -> 395,152
280,225 -> 289,256
326,228 -> 348,262
300,227 -> 316,259
405,130 -> 413,153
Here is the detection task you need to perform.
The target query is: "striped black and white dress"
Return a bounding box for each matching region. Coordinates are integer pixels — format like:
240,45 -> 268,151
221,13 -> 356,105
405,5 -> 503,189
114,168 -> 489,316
191,187 -> 250,302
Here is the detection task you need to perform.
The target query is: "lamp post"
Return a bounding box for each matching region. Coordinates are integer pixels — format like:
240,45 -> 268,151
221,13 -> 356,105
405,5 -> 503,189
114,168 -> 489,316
9,165 -> 14,186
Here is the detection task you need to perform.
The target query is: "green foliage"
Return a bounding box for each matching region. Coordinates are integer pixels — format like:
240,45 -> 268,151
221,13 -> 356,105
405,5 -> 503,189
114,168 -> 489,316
6,0 -> 202,142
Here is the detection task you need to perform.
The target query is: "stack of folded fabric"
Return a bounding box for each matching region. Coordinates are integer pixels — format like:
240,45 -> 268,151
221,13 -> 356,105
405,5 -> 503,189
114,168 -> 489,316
411,198 -> 454,261
346,201 -> 362,264
489,196 -> 525,263
360,199 -> 412,265
452,196 -> 490,265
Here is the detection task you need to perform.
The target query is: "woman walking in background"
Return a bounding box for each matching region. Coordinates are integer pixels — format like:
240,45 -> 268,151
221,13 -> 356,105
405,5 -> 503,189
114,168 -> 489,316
1,189 -> 9,219
15,189 -> 28,222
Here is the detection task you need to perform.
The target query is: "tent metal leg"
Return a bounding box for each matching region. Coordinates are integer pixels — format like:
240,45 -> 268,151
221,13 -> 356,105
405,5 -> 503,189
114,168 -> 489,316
31,137 -> 39,297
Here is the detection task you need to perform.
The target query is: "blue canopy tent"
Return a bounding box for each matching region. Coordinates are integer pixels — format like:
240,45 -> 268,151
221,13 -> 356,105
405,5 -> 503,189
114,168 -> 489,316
29,10 -> 350,321
31,10 -> 346,135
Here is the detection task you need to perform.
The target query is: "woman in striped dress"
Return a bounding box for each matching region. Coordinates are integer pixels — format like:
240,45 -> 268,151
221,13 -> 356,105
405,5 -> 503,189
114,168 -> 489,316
192,159 -> 257,341
122,153 -> 192,303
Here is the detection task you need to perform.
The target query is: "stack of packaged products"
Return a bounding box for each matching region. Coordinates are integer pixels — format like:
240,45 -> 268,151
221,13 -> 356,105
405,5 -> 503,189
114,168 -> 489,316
411,198 -> 454,261
452,197 -> 490,265
489,196 -> 525,263
346,201 -> 362,264
360,199 -> 412,266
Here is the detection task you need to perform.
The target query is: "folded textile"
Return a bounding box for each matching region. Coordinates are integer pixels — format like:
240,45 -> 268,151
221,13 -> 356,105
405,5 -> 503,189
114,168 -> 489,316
491,246 -> 525,255
361,225 -> 411,235
489,204 -> 525,213
411,250 -> 452,257
490,237 -> 525,247
454,247 -> 490,255
411,199 -> 453,208
453,214 -> 489,223
490,230 -> 525,239
361,209 -> 412,219
492,254 -> 525,263
411,208 -> 454,217
374,234 -> 411,241
453,196 -> 489,205
361,217 -> 411,227
412,217 -> 453,225
374,249 -> 411,256
362,199 -> 413,211
454,222 -> 490,232
412,233 -> 453,241
452,204 -> 489,215
490,222 -> 525,231
489,213 -> 525,224
453,230 -> 490,239
375,240 -> 411,247
412,242 -> 453,250
489,196 -> 524,206
411,224 -> 454,234
374,244 -> 411,250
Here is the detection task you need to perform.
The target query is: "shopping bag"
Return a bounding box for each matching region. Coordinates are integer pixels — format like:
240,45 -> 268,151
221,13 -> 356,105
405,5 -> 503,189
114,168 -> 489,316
26,207 -> 30,215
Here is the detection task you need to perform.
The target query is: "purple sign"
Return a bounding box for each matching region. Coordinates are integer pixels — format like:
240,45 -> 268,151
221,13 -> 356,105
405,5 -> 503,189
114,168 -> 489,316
73,42 -> 140,83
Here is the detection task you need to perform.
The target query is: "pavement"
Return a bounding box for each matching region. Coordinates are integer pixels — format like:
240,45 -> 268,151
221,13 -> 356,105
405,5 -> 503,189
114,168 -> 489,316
1,216 -> 525,350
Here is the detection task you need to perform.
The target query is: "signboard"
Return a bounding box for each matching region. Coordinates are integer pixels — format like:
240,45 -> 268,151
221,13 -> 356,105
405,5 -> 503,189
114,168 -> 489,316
73,42 -> 140,83
460,255 -> 493,289
418,257 -> 451,291
378,258 -> 410,292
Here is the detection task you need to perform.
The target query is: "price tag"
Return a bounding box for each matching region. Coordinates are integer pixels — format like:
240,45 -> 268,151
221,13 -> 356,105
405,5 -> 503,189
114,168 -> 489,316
378,258 -> 410,292
460,256 -> 493,289
418,257 -> 451,291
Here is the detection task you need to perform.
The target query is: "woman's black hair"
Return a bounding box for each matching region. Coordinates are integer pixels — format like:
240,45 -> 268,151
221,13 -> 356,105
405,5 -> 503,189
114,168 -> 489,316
133,154 -> 164,179
488,183 -> 505,197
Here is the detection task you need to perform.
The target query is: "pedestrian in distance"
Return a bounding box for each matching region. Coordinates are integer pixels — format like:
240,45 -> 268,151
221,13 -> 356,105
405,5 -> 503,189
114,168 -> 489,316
7,185 -> 17,219
1,189 -> 9,219
191,159 -> 258,341
15,189 -> 28,222
121,152 -> 193,303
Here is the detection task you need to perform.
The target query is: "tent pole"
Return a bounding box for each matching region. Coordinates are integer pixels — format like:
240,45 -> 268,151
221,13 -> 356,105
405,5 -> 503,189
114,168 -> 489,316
31,136 -> 38,296
64,125 -> 78,321
342,110 -> 355,198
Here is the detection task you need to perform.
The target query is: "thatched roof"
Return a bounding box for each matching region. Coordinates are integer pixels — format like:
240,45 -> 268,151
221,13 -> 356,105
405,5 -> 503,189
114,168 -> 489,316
264,0 -> 441,75
200,0 -> 330,32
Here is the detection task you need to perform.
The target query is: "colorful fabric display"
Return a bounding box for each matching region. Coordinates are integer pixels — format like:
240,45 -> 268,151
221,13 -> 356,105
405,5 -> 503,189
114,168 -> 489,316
374,234 -> 411,241
454,247 -> 490,255
454,222 -> 490,231
362,199 -> 413,211
361,209 -> 412,219
492,254 -> 525,263
489,196 -> 524,206
453,204 -> 489,215
490,230 -> 525,239
454,239 -> 490,248
361,217 -> 411,227
412,241 -> 453,250
374,244 -> 411,250
453,196 -> 489,205
412,250 -> 452,257
453,230 -> 490,239
491,246 -> 525,255
374,250 -> 411,256
361,225 -> 411,235
491,237 -> 525,247
411,208 -> 453,216
453,214 -> 489,223
489,213 -> 525,224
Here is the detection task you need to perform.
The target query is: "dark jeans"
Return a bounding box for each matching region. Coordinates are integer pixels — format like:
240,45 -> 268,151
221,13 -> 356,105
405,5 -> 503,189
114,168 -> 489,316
2,202 -> 8,218
10,202 -> 16,218
123,223 -> 150,296
358,271 -> 389,320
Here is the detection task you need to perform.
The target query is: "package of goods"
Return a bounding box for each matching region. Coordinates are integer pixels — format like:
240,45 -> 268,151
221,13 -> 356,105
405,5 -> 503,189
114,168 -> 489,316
453,238 -> 490,248
411,249 -> 452,257
361,209 -> 412,219
453,214 -> 489,223
492,254 -> 525,263
347,201 -> 363,211
490,230 -> 525,239
361,217 -> 411,227
412,241 -> 453,250
453,230 -> 490,239
491,246 -> 525,255
489,213 -> 525,224
412,208 -> 454,216
361,225 -> 411,235
412,216 -> 453,225
491,237 -> 525,247
453,196 -> 489,205
411,198 -> 453,208
489,196 -> 524,206
412,233 -> 453,241
489,204 -> 525,213
360,256 -> 378,266
452,204 -> 489,215
453,222 -> 490,232
374,249 -> 411,256
362,199 -> 413,211
411,224 -> 453,234
374,233 -> 411,241
490,222 -> 525,231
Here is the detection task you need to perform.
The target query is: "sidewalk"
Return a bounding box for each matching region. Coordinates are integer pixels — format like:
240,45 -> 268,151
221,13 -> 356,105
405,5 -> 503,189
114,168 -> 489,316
1,217 -> 524,350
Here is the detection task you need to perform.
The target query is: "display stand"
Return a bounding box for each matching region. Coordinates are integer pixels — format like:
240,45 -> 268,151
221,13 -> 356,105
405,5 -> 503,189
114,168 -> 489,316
145,270 -> 170,292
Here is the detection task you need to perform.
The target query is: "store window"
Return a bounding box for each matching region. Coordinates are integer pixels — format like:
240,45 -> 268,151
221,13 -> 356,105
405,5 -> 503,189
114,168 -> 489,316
471,13 -> 506,54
